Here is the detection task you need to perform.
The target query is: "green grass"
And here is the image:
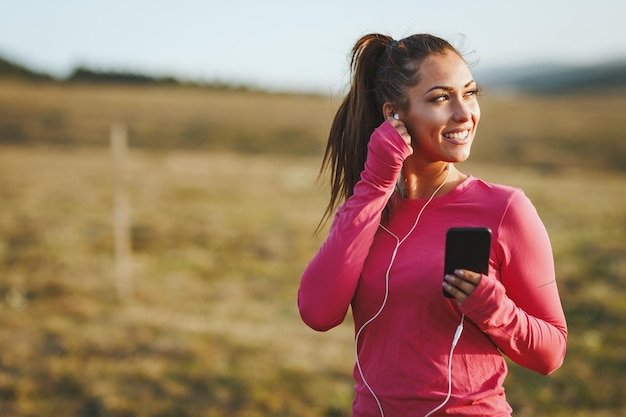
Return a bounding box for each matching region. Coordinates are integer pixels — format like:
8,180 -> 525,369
0,80 -> 625,416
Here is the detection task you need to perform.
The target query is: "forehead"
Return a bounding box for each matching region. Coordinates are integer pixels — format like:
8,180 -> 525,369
415,52 -> 474,90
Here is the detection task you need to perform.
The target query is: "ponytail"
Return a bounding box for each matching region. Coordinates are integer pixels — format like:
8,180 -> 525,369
317,33 -> 459,230
318,34 -> 392,228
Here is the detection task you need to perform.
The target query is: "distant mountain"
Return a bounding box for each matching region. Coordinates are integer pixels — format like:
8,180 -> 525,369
0,54 -> 253,91
476,60 -> 626,93
0,55 -> 52,80
67,66 -> 179,85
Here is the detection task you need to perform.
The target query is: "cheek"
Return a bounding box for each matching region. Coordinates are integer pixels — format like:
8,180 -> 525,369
408,108 -> 444,136
472,102 -> 481,125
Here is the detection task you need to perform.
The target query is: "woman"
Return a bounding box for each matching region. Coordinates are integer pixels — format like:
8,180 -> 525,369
297,33 -> 567,417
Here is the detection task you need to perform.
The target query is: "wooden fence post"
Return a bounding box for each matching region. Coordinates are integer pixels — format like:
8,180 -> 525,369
111,122 -> 133,301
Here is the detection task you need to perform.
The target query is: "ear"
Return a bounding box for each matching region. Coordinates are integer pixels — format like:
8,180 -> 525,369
382,102 -> 396,120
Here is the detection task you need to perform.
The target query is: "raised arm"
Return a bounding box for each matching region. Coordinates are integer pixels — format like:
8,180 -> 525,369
298,121 -> 412,331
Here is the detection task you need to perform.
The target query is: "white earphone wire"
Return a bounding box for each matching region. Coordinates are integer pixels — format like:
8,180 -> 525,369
354,165 -> 454,417
423,313 -> 465,417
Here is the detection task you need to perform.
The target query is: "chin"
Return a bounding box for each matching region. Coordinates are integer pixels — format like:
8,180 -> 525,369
446,147 -> 471,162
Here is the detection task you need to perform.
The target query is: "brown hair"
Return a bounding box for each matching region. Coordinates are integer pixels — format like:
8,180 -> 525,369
318,33 -> 460,227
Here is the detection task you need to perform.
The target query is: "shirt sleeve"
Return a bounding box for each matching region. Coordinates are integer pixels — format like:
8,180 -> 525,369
459,191 -> 568,375
298,121 -> 412,331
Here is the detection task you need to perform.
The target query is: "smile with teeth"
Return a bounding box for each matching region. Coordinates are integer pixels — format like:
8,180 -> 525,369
443,130 -> 470,140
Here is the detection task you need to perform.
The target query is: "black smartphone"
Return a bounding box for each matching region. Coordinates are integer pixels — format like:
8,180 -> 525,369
443,227 -> 492,298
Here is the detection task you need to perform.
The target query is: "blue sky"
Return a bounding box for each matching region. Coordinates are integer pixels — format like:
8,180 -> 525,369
1,0 -> 624,92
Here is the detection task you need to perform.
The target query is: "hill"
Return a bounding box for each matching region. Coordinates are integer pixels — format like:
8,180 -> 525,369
477,60 -> 626,93
0,54 -> 52,81
0,54 -> 257,91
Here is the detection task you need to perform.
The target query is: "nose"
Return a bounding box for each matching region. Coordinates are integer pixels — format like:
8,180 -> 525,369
452,99 -> 473,123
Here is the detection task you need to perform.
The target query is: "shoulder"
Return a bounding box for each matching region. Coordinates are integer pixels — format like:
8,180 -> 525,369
464,176 -> 525,205
462,176 -> 540,225
467,176 -> 520,195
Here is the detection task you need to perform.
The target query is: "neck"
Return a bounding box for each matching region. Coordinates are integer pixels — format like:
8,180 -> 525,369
400,163 -> 464,200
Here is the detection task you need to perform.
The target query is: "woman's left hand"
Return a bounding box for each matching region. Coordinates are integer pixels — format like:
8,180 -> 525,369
443,269 -> 482,304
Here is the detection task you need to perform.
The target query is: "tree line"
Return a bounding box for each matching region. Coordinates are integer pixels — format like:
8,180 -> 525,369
0,54 -> 254,91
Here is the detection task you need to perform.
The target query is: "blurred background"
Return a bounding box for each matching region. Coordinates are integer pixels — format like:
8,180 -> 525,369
0,1 -> 625,416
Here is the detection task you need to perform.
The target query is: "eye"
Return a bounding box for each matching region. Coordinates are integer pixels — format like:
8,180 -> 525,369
431,93 -> 450,103
464,88 -> 481,98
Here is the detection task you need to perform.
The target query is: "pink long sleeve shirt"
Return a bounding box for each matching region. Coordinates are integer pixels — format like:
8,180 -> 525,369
298,121 -> 567,416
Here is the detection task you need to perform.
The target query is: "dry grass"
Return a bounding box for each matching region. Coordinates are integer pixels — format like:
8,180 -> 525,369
0,80 -> 335,154
0,80 -> 625,416
0,146 -> 355,417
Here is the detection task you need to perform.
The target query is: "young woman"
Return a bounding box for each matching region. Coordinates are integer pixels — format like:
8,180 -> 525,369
297,33 -> 567,417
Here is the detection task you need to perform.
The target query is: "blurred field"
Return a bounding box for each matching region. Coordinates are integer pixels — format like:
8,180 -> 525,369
0,80 -> 625,416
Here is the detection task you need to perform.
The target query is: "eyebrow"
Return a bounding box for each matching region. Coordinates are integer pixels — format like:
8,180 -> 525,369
424,80 -> 476,95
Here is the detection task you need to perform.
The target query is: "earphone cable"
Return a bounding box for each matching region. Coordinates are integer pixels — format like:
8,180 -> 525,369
354,165 -> 451,417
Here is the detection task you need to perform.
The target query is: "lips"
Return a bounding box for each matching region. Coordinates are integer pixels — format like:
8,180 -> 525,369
443,129 -> 471,144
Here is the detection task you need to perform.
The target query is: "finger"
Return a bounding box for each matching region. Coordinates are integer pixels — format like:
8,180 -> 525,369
389,120 -> 411,144
454,269 -> 482,285
442,281 -> 470,303
386,113 -> 404,125
384,116 -> 412,149
444,275 -> 471,297
444,273 -> 480,302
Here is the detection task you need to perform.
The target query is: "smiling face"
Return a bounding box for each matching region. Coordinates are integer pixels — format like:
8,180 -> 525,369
399,51 -> 480,166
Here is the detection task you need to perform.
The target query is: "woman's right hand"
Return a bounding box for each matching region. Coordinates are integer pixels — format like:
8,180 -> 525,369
366,117 -> 414,182
387,115 -> 412,151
